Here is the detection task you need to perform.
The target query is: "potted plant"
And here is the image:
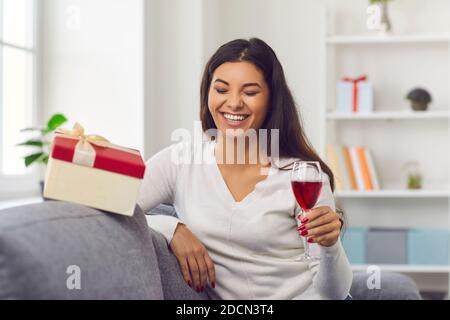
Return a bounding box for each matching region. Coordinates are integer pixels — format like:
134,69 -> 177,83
367,0 -> 393,34
402,161 -> 423,190
16,113 -> 68,195
406,88 -> 432,111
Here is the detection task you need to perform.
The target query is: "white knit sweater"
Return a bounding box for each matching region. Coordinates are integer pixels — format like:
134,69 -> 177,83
137,140 -> 353,300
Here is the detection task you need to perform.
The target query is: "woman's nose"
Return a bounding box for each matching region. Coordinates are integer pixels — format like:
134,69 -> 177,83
227,93 -> 243,110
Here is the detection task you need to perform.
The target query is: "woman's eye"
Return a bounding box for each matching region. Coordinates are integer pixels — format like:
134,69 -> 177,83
244,92 -> 258,96
215,88 -> 227,94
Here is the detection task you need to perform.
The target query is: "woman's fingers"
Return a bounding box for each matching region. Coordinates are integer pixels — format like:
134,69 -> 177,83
170,224 -> 216,292
177,251 -> 215,292
299,206 -> 329,223
187,255 -> 202,292
176,256 -> 193,288
302,220 -> 340,238
311,230 -> 341,246
301,213 -> 335,230
195,253 -> 208,292
296,206 -> 341,247
204,253 -> 217,289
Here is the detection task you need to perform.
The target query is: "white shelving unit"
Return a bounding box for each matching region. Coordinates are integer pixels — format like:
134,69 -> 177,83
327,111 -> 450,120
336,190 -> 450,199
351,264 -> 450,274
327,34 -> 450,45
322,7 -> 450,296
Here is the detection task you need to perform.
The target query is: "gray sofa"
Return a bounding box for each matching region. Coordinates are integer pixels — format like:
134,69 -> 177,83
0,201 -> 421,300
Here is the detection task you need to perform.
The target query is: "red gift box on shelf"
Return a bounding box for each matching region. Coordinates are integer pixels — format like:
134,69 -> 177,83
43,123 -> 146,216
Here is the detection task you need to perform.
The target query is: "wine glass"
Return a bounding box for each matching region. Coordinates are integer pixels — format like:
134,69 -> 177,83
291,161 -> 323,262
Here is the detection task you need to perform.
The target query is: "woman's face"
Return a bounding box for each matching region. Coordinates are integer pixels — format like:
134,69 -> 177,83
208,61 -> 270,136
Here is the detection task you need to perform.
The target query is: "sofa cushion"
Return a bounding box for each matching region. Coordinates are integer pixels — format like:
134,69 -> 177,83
350,271 -> 422,300
0,201 -> 163,299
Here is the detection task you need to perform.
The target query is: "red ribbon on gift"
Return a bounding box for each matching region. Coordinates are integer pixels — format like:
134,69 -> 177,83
51,123 -> 146,179
341,75 -> 367,113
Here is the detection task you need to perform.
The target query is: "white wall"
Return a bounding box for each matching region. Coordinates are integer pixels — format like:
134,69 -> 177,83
144,0 -> 203,158
144,0 -> 326,157
40,0 -> 144,151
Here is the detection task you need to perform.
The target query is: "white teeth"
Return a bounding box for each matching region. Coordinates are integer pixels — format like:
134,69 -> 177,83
223,113 -> 248,121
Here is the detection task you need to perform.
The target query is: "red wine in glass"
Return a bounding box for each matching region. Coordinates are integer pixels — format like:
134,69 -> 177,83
291,181 -> 323,211
291,161 -> 323,261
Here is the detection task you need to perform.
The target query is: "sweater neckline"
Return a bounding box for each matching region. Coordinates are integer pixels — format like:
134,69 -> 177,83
207,141 -> 273,207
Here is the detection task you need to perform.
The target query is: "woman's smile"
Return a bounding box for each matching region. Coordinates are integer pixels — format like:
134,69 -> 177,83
219,111 -> 251,128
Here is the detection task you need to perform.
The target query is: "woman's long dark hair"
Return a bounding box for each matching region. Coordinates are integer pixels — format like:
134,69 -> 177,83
200,38 -> 335,191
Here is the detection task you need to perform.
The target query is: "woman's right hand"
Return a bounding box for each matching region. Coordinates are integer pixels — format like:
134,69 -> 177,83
169,223 -> 216,293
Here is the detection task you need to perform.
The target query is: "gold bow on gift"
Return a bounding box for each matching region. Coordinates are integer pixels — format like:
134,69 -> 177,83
56,122 -> 111,147
55,122 -> 113,167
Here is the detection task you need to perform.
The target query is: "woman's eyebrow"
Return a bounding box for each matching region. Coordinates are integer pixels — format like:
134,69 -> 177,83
214,79 -> 229,86
242,82 -> 261,89
214,78 -> 261,88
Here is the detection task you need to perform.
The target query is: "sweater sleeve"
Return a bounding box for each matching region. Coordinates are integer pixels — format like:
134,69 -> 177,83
306,173 -> 353,300
136,143 -> 184,244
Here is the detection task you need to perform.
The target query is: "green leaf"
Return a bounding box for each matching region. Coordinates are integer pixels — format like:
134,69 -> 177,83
16,140 -> 45,147
41,155 -> 49,165
24,152 -> 45,167
46,114 -> 68,132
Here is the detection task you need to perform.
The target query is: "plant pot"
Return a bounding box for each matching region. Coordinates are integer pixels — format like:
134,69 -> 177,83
40,180 -> 51,201
411,101 -> 429,111
378,2 -> 392,34
408,174 -> 422,190
368,2 -> 392,34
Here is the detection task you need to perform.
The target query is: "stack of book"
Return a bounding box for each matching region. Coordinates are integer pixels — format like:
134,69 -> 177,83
326,144 -> 380,192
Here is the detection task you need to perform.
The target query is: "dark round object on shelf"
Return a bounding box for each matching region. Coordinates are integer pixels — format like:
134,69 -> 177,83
406,88 -> 432,111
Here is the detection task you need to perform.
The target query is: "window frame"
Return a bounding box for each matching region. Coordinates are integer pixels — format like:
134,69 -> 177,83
0,0 -> 40,199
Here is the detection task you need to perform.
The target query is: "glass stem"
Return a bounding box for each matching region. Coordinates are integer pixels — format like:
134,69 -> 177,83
302,210 -> 311,258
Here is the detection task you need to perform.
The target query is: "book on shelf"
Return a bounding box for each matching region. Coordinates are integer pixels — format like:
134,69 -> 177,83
342,146 -> 357,190
364,147 -> 380,190
326,144 -> 380,192
357,147 -> 373,191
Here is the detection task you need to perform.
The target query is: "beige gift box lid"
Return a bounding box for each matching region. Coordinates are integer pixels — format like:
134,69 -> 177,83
43,135 -> 146,216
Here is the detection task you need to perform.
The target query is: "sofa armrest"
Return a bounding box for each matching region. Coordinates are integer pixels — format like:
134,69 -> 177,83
0,201 -> 164,299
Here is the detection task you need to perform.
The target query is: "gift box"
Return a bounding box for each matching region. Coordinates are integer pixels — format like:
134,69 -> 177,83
43,123 -> 146,216
367,228 -> 408,264
408,229 -> 449,266
337,75 -> 374,114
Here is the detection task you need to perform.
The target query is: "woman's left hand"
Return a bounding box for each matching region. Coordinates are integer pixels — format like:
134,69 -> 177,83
297,206 -> 342,247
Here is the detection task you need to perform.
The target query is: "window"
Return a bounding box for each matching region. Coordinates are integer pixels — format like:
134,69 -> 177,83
0,0 -> 36,176
0,0 -> 36,175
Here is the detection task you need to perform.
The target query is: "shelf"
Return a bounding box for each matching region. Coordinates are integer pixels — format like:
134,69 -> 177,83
327,34 -> 450,45
326,111 -> 450,120
324,9 -> 450,294
336,190 -> 450,199
352,264 -> 450,274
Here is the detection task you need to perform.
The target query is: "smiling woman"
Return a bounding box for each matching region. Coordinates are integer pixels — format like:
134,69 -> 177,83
138,38 -> 352,300
208,61 -> 269,132
199,39 -> 335,185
